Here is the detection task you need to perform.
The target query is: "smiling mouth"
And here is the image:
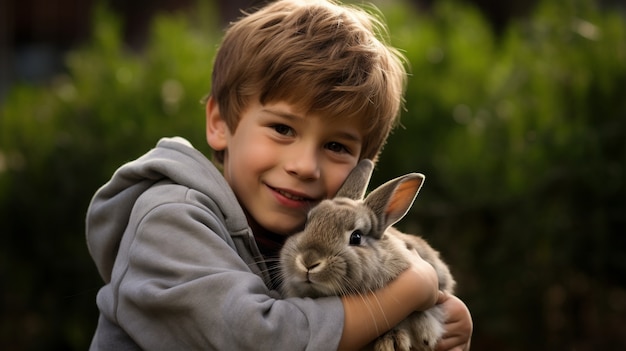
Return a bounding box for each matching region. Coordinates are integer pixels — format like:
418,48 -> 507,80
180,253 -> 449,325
276,188 -> 308,201
269,186 -> 313,202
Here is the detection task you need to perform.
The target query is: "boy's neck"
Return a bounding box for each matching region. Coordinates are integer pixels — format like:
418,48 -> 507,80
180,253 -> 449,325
246,216 -> 289,290
245,213 -> 288,259
254,229 -> 286,260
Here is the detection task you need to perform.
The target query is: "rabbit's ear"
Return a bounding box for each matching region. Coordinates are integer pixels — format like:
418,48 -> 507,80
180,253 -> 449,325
364,173 -> 425,229
335,159 -> 375,200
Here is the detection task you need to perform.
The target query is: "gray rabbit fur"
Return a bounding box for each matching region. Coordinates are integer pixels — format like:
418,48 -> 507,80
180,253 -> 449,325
279,159 -> 456,351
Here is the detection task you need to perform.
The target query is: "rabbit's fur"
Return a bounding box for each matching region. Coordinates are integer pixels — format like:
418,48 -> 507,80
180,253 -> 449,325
279,159 -> 455,351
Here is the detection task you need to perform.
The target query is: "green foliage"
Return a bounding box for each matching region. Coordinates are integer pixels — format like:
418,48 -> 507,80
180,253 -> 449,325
0,2 -> 220,349
375,1 -> 626,350
1,0 -> 624,350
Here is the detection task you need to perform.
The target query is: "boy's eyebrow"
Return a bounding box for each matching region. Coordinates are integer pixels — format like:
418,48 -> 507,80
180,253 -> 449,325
261,107 -> 302,121
333,130 -> 362,143
262,107 -> 362,142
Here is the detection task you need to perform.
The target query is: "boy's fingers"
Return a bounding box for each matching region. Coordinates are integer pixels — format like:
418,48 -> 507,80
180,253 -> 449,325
435,294 -> 473,351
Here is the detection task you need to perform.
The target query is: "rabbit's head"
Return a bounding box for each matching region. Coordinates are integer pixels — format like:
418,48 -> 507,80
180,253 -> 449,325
280,159 -> 425,298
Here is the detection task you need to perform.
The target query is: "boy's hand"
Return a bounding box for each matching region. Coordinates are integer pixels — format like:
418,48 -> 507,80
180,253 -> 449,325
435,292 -> 473,351
406,253 -> 440,311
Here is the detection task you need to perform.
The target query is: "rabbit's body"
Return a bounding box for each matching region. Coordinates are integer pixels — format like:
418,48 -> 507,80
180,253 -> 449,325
279,160 -> 455,351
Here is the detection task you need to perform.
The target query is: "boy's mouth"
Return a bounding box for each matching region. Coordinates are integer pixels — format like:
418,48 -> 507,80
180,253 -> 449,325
276,189 -> 307,201
269,185 -> 314,202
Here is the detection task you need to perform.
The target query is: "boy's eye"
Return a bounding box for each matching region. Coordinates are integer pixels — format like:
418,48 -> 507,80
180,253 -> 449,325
272,124 -> 294,136
325,141 -> 349,154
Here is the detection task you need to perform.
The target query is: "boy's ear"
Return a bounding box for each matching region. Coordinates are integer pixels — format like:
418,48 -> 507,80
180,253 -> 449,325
205,96 -> 228,151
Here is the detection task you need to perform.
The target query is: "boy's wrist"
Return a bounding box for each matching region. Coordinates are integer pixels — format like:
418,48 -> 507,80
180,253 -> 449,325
403,259 -> 439,311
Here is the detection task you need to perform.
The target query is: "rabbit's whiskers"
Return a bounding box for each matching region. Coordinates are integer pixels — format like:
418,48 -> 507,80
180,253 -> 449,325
249,257 -> 284,290
337,276 -> 389,335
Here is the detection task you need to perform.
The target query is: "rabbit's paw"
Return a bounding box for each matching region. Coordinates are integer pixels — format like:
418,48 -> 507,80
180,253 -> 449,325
374,327 -> 412,351
411,332 -> 438,351
407,308 -> 446,351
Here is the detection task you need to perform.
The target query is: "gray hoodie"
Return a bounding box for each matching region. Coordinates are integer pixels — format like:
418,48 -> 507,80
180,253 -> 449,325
86,137 -> 343,350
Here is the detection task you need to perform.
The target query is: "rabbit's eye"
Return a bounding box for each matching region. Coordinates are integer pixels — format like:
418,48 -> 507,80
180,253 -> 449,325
349,230 -> 362,246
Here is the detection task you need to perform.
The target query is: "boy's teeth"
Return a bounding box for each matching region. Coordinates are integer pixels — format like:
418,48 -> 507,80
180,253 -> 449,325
278,189 -> 305,201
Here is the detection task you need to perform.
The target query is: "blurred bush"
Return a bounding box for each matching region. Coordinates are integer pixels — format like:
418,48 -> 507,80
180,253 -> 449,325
0,0 -> 624,350
375,1 -> 626,350
0,2 -> 220,349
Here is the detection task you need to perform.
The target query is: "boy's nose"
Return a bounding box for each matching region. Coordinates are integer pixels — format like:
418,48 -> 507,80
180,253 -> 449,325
284,144 -> 321,181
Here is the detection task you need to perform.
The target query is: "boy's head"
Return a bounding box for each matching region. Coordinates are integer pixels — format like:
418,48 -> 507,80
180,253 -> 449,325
208,0 -> 407,164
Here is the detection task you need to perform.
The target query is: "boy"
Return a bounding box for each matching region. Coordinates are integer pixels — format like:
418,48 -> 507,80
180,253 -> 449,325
86,0 -> 472,350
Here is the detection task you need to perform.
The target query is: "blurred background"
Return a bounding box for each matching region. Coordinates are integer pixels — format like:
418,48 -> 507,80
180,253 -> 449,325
1,0 -> 624,350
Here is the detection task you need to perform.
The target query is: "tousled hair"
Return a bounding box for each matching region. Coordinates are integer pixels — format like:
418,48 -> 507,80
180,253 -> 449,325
209,0 -> 407,163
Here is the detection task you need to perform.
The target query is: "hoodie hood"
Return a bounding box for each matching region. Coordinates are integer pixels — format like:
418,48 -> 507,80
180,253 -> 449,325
86,137 -> 246,283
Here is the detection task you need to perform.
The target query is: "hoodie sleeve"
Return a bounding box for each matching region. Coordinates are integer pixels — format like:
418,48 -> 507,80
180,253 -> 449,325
101,183 -> 344,351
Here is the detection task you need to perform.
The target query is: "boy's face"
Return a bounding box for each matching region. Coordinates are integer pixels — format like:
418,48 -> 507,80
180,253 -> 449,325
206,97 -> 363,236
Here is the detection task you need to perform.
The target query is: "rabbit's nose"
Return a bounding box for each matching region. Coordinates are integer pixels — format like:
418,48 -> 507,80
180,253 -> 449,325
296,253 -> 324,273
300,254 -> 325,273
307,261 -> 321,271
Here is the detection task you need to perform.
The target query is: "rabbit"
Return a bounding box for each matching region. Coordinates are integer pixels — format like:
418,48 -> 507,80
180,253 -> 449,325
279,159 -> 456,351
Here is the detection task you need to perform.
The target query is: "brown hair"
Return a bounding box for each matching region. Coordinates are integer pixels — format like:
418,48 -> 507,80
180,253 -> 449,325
209,0 -> 407,163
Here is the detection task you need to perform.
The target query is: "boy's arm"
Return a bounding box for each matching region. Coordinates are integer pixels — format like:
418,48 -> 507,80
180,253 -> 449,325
107,198 -> 345,350
104,188 -> 439,350
338,256 -> 440,350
